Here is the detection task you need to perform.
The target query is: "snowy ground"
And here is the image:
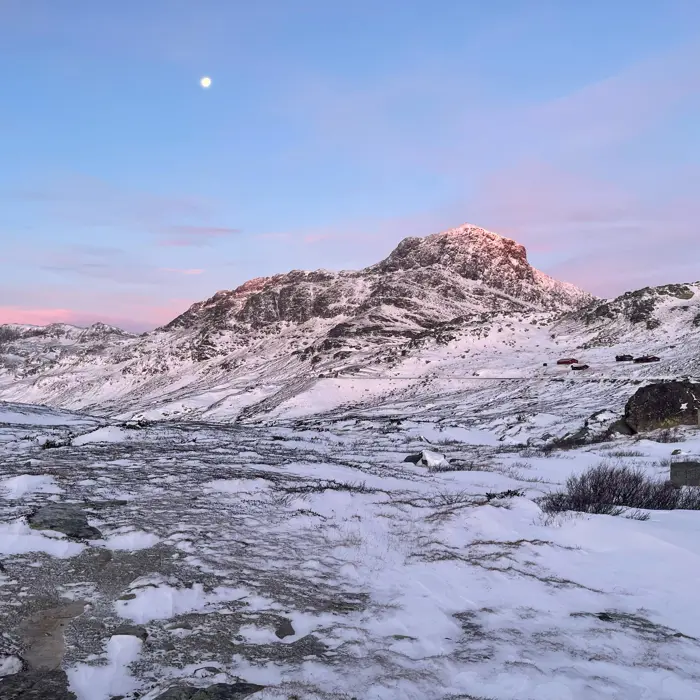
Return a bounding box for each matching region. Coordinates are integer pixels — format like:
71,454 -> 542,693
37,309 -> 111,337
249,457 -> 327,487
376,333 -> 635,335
1,400 -> 700,699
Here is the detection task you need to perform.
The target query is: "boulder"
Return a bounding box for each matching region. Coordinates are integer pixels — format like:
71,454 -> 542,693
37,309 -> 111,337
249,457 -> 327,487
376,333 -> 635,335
112,625 -> 148,641
28,504 -> 102,540
0,669 -> 77,699
624,381 -> 700,433
403,450 -> 448,468
154,681 -> 265,699
274,618 -> 295,639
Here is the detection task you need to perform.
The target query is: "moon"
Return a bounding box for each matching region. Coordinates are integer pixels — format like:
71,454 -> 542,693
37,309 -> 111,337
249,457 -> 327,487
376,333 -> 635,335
200,76 -> 212,89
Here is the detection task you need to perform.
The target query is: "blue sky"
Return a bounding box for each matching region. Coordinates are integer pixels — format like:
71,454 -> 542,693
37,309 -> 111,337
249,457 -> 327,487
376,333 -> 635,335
1,1 -> 699,330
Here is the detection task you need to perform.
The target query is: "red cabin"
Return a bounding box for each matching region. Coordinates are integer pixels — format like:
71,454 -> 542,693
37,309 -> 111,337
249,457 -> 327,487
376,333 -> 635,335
557,358 -> 578,365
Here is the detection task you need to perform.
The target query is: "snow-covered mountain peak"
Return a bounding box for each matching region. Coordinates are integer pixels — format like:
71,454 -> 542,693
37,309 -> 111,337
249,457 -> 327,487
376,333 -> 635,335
164,223 -> 593,336
0,221 -> 649,417
377,223 -> 528,272
373,223 -> 593,310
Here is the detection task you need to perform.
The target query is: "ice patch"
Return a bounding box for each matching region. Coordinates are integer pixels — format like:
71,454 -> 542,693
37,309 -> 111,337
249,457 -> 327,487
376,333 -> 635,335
1,474 -> 63,499
67,634 -> 143,700
0,520 -> 84,558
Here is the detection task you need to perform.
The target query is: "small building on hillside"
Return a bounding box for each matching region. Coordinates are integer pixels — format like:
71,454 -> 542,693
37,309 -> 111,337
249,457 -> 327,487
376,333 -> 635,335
616,354 -> 634,362
571,364 -> 589,371
634,355 -> 661,363
557,358 -> 578,365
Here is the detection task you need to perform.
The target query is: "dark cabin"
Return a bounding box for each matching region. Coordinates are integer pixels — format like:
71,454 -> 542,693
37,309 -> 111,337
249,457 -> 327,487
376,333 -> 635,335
616,354 -> 633,362
633,355 -> 661,363
571,364 -> 589,371
557,358 -> 578,365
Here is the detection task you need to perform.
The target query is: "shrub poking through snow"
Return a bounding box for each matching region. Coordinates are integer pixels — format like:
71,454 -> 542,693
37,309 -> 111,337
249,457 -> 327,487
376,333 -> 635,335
539,462 -> 700,517
485,489 -> 524,501
282,480 -> 375,495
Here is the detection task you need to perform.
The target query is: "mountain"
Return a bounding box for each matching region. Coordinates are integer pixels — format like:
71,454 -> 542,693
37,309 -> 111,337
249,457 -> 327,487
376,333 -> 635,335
165,225 -> 590,333
555,282 -> 700,347
0,223 -> 696,420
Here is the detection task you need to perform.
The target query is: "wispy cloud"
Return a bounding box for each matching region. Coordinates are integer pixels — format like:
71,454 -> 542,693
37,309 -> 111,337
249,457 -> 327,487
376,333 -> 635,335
470,161 -> 700,295
522,41 -> 700,157
160,267 -> 204,275
7,175 -> 239,248
37,245 -> 163,285
278,38 -> 700,295
157,226 -> 241,247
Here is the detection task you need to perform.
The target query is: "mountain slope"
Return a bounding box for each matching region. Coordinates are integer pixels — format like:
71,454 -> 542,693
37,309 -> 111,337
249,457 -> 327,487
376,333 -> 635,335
554,282 -> 700,347
164,224 -> 592,337
4,224 -> 697,420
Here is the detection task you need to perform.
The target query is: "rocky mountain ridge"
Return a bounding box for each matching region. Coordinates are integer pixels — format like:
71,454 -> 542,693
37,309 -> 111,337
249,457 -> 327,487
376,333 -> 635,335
0,224 -> 697,419
163,225 -> 592,334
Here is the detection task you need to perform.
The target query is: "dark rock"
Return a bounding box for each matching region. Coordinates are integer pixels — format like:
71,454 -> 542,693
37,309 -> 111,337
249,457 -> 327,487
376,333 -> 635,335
27,504 -> 102,540
112,625 -> 148,641
274,618 -> 295,639
94,549 -> 113,565
193,667 -> 222,678
624,381 -> 700,433
154,681 -> 265,699
84,500 -> 128,510
0,669 -> 77,699
606,419 -> 635,437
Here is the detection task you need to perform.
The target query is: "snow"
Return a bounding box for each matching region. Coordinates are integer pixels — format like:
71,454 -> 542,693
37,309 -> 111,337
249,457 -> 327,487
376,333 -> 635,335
1,270 -> 700,697
115,583 -> 251,624
72,426 -> 129,445
402,421 -> 500,445
0,520 -> 84,558
0,655 -> 23,677
67,635 -> 143,700
100,530 -> 160,551
0,402 -> 95,426
1,474 -> 63,498
417,449 -> 448,467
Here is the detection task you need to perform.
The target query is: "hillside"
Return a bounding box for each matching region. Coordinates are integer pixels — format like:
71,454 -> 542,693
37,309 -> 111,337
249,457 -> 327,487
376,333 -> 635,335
0,225 -> 698,421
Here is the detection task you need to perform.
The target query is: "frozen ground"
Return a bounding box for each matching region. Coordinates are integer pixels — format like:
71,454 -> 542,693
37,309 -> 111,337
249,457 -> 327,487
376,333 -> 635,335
1,399 -> 700,699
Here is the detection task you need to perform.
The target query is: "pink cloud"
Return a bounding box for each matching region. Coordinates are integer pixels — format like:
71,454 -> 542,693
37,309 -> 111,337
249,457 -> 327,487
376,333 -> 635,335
0,298 -> 195,333
160,268 -> 205,275
526,42 -> 700,156
0,307 -> 81,326
157,225 -> 242,247
255,232 -> 292,241
302,234 -> 335,244
470,161 -> 700,296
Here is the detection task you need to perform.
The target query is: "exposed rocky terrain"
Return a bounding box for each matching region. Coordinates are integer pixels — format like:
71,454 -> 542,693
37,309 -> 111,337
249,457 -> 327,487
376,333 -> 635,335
2,394 -> 700,700
1,224 -> 700,698
0,224 -> 599,415
1,223 -> 699,424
